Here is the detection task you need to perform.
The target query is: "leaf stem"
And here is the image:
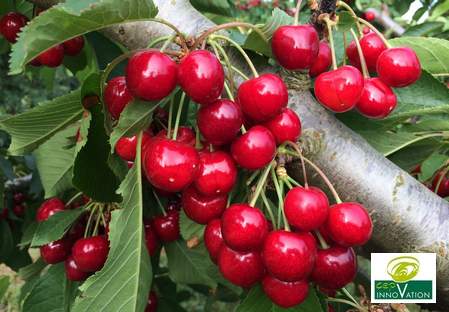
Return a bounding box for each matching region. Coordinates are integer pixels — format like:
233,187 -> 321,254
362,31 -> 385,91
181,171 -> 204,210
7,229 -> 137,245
357,18 -> 392,49
323,18 -> 338,70
349,28 -> 369,79
172,92 -> 186,141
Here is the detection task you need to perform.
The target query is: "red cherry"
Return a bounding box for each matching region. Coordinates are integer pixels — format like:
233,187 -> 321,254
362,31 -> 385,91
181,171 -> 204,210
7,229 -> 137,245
432,169 -> 449,197
72,236 -> 110,272
311,224 -> 335,246
324,203 -> 372,247
262,274 -> 309,308
13,205 -> 25,216
362,27 -> 370,35
190,138 -> 214,155
27,57 -> 42,67
271,25 -> 320,71
310,244 -> 358,290
284,186 -> 329,231
221,203 -> 268,252
116,132 -> 153,161
328,304 -> 335,312
197,99 -> 243,146
165,193 -> 182,213
81,194 -> 91,204
68,221 -> 86,242
347,33 -> 386,72
150,107 -> 169,134
242,111 -> 258,130
365,12 -> 375,20
156,126 -> 195,145
37,44 -> 65,68
0,12 -> 30,43
260,108 -> 301,146
12,193 -> 25,205
65,254 -> 91,282
144,138 -> 200,192
62,36 -> 85,57
125,50 -> 177,101
377,47 -> 421,88
218,243 -> 265,286
40,237 -> 73,264
153,210 -> 180,242
144,219 -> 159,257
314,66 -> 364,113
37,198 -> 67,223
0,207 -> 9,219
261,230 -> 317,282
309,41 -> 332,78
313,285 -> 337,298
355,78 -> 397,119
204,218 -> 223,265
181,185 -> 227,225
237,74 -> 288,122
230,126 -> 276,171
104,77 -> 133,120
177,50 -> 224,105
411,164 -> 422,174
145,290 -> 158,312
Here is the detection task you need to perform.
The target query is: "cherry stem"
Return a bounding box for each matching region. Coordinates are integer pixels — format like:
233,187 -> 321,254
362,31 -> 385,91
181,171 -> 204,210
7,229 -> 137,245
223,82 -> 234,101
357,18 -> 392,49
342,32 -> 347,66
220,62 -> 249,81
384,133 -> 449,157
151,187 -> 167,217
433,73 -> 449,76
226,187 -> 233,208
172,92 -> 186,141
210,40 -> 235,97
210,34 -> 259,78
435,166 -> 449,195
279,181 -> 290,232
280,141 -> 308,188
249,163 -> 273,207
314,229 -> 330,249
65,192 -> 82,208
327,298 -> 365,312
323,18 -> 338,71
247,170 -> 261,186
349,28 -> 369,79
147,35 -> 172,49
270,164 -> 289,231
14,0 -> 17,12
195,104 -> 203,150
287,176 -> 302,188
159,34 -> 177,53
151,19 -> 188,51
241,124 -> 247,134
282,178 -> 294,190
209,143 -> 214,152
93,204 -> 105,236
154,118 -> 167,130
260,190 -> 277,231
336,1 -> 364,37
341,287 -> 365,311
84,203 -> 98,238
293,0 -> 304,26
167,94 -> 174,139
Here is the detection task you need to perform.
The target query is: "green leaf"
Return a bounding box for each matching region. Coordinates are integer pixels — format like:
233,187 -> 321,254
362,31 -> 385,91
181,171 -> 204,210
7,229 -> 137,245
165,239 -> 217,289
18,257 -> 48,282
0,89 -> 83,156
398,119 -> 449,133
107,152 -> 129,182
18,276 -> 39,307
336,12 -> 357,33
0,157 -> 15,181
205,286 -> 238,310
419,154 -> 449,181
18,221 -> 38,249
179,209 -> 206,241
157,297 -> 188,312
72,133 -> 152,312
4,245 -> 32,272
427,0 -> 449,22
0,276 -> 9,302
313,289 -> 329,312
401,22 -> 443,37
31,209 -> 83,247
10,0 -> 158,74
336,111 -> 405,132
229,32 -> 248,46
33,127 -> 76,199
388,143 -> 441,172
41,67 -> 57,93
63,276 -> 80,312
412,5 -> 429,21
205,257 -> 242,295
0,219 -> 13,263
190,0 -> 236,18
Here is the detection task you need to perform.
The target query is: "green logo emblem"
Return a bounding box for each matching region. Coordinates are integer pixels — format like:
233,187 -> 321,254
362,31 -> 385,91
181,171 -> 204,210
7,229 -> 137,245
387,256 -> 420,283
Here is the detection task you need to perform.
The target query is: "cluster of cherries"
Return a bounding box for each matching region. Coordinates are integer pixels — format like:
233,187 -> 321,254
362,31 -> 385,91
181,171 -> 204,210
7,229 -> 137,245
411,164 -> 449,198
0,11 -> 85,67
0,192 -> 27,223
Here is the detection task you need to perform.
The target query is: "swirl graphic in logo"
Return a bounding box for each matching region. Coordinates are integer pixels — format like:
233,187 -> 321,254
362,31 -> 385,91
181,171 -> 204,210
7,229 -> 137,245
387,256 -> 420,283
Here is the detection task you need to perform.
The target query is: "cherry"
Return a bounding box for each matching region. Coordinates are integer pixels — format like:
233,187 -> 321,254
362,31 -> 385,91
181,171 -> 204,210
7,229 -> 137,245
284,186 -> 329,231
218,242 -> 265,286
72,236 -> 110,272
37,198 -> 68,223
12,193 -> 25,205
260,108 -> 301,146
156,126 -> 195,145
177,50 -> 224,105
262,274 -> 309,308
104,76 -> 133,120
145,290 -> 158,312
0,12 -> 30,43
261,230 -> 317,282
197,99 -> 243,146
37,44 -> 65,68
324,203 -> 372,247
347,33 -> 386,72
221,203 -> 268,252
377,47 -> 421,88
150,107 -> 169,134
355,78 -> 397,119
153,210 -> 180,242
68,221 -> 87,242
143,219 -> 159,257
125,50 -> 177,101
328,304 -> 336,312
314,66 -> 364,113
365,12 -> 375,20
204,218 -> 223,265
62,36 -> 85,57
181,185 -> 227,225
310,244 -> 357,290
27,57 -> 42,67
153,185 -> 177,198
271,24 -> 319,71
81,194 -> 91,204
116,131 -> 153,161
309,41 -> 332,78
190,138 -> 214,155
313,285 -> 337,298
311,224 -> 334,246
165,193 -> 182,213
237,74 -> 288,122
242,111 -> 258,131
362,27 -> 370,35
0,207 -> 9,219
40,237 -> 73,264
432,169 -> 449,197
230,126 -> 276,171
65,254 -> 91,282
13,205 -> 25,216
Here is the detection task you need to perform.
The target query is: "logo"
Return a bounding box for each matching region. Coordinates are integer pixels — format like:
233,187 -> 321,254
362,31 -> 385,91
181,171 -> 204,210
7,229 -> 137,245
371,253 -> 436,303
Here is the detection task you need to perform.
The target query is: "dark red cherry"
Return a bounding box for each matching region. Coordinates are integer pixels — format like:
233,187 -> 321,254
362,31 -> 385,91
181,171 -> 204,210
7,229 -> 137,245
432,169 -> 449,197
104,76 -> 133,120
153,210 -> 180,242
125,50 -> 177,101
150,107 -> 169,134
237,74 -> 288,122
13,205 -> 25,216
221,203 -> 268,252
72,236 -> 109,272
12,193 -> 25,205
65,254 -> 91,282
218,243 -> 265,286
309,41 -> 332,78
177,50 -> 224,105
355,78 -> 397,119
37,198 -> 67,223
181,185 -> 227,225
156,126 -> 195,145
271,25 -> 320,71
40,237 -> 73,264
324,203 -> 372,247
62,36 -> 85,57
27,57 -> 42,67
0,207 -> 9,219
310,244 -> 357,290
284,186 -> 329,231
261,230 -> 317,282
165,193 -> 182,213
116,131 -> 153,161
204,218 -> 223,265
197,99 -> 243,146
81,194 -> 91,204
0,12 -> 30,43
144,219 -> 159,257
230,126 -> 276,171
347,33 -> 386,72
37,44 -> 65,68
145,290 -> 158,312
262,274 -> 309,308
68,221 -> 87,242
377,47 -> 421,88
242,111 -> 258,130
260,108 -> 301,146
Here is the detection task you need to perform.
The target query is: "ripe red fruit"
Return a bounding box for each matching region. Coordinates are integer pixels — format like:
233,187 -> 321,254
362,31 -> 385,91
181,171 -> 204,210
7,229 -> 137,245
271,25 -> 320,71
12,193 -> 25,205
365,12 -> 375,20
27,57 -> 42,67
145,291 -> 158,312
177,50 -> 224,105
262,274 -> 309,308
260,108 -> 301,146
261,230 -> 317,282
355,78 -> 397,119
325,203 -> 372,247
13,205 -> 24,216
230,126 -> 276,171
0,207 -> 9,219
309,42 -> 332,78
197,99 -> 243,146
144,219 -> 159,257
377,47 -> 421,88
37,198 -> 67,223
362,27 -> 370,35
165,193 -> 182,213
432,169 -> 449,197
218,243 -> 265,286
314,66 -> 364,113
156,126 -> 195,145
153,210 -> 180,242
347,33 -> 386,72
204,218 -> 223,265
104,76 -> 133,120
311,224 -> 334,246
65,254 -> 91,282
68,221 -> 86,242
62,36 -> 85,57
314,285 -> 337,298
116,132 -> 153,161
72,236 -> 110,272
182,185 -> 227,224
125,50 -> 177,101
237,74 -> 288,122
81,194 -> 90,204
0,12 -> 30,43
37,44 -> 65,68
40,237 -> 73,264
